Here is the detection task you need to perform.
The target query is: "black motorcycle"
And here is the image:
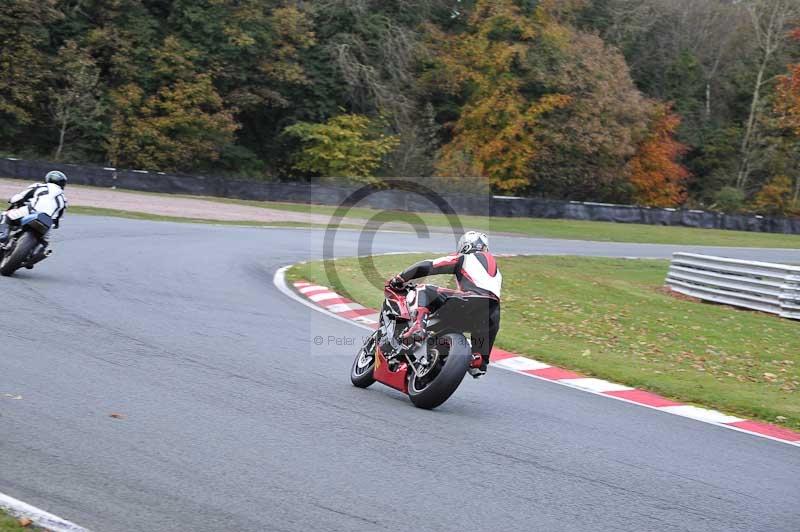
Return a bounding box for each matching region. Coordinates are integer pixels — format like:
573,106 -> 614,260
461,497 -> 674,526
0,204 -> 53,276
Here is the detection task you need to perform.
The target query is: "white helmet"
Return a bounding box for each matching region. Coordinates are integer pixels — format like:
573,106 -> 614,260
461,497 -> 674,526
457,231 -> 489,254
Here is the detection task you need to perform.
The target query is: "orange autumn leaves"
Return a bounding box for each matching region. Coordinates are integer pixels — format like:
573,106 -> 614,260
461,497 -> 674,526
774,27 -> 800,137
431,0 -> 570,193
628,106 -> 690,207
433,0 -> 690,206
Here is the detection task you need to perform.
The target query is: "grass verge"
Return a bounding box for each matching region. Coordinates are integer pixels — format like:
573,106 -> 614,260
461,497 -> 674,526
197,194 -> 800,248
0,509 -> 40,532
36,178 -> 797,248
287,253 -> 800,430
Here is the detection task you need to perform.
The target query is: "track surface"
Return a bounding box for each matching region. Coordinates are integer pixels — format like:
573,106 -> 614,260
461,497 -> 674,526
1,216 -> 799,532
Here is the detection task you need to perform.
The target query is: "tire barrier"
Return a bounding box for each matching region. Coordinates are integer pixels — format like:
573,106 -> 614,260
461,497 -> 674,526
2,157 -> 798,235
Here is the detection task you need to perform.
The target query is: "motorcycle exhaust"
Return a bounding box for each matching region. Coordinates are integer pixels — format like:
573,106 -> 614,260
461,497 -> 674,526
26,248 -> 52,268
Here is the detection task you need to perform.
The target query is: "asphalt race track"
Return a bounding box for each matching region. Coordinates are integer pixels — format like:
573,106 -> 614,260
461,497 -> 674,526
1,216 -> 799,532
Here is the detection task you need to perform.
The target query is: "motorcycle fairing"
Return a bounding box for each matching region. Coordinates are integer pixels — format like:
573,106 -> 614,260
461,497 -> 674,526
373,345 -> 409,393
383,286 -> 412,320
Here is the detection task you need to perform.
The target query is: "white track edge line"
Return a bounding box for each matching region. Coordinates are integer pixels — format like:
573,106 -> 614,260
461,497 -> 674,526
274,265 -> 376,329
274,263 -> 800,449
509,369 -> 800,448
0,492 -> 90,532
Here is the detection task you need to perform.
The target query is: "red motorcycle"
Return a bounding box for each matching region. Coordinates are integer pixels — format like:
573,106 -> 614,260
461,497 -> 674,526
350,282 -> 486,409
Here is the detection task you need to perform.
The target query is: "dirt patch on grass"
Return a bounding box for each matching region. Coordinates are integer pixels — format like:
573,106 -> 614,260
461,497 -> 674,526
656,286 -> 701,302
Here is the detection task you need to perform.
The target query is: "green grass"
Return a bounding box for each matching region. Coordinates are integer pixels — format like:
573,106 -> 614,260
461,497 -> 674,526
189,194 -> 800,248
0,509 -> 40,532
51,179 -> 800,247
288,253 -> 800,430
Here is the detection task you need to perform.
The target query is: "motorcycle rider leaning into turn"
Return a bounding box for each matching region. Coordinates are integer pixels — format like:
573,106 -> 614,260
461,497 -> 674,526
387,231 -> 502,378
0,170 -> 68,261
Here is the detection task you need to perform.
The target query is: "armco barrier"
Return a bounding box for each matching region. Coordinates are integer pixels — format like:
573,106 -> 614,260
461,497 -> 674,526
666,253 -> 800,320
1,157 -> 799,234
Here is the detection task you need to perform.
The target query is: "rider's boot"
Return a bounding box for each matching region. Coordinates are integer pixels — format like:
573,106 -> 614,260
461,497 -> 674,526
468,353 -> 488,378
401,307 -> 429,342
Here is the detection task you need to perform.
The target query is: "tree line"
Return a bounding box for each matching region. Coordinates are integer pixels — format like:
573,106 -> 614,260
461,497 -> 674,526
1,0 -> 799,215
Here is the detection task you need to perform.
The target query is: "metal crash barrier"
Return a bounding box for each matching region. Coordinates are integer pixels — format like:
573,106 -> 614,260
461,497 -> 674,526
666,253 -> 800,320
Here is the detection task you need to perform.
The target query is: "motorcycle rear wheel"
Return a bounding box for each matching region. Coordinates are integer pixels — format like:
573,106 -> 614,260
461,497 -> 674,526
351,332 -> 378,388
0,232 -> 37,277
407,333 -> 471,410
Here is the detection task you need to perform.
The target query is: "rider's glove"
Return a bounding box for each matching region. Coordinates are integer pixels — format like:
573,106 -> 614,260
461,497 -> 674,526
386,275 -> 406,289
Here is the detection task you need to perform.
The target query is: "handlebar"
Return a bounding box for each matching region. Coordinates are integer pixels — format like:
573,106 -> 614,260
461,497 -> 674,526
385,281 -> 417,293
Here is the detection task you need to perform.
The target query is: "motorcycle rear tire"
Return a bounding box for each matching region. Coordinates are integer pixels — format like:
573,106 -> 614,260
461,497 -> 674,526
0,232 -> 37,277
408,333 -> 471,410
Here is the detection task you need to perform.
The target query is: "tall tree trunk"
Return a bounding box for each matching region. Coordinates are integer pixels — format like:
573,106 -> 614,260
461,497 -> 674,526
705,81 -> 711,122
794,174 -> 800,204
737,59 -> 767,190
55,118 -> 67,161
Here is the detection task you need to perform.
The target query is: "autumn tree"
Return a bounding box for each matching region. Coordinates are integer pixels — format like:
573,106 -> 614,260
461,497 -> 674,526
752,175 -> 798,216
2,0 -> 798,207
427,0 -> 570,193
284,114 -> 399,181
627,105 -> 690,207
773,32 -> 800,206
775,61 -> 800,136
582,0 -> 788,202
523,11 -> 653,201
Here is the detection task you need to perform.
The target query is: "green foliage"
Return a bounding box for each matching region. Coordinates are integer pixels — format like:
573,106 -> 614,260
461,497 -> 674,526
0,0 -> 62,137
713,186 -> 746,213
284,114 -> 399,181
0,0 -> 796,209
107,37 -> 238,172
50,40 -> 105,161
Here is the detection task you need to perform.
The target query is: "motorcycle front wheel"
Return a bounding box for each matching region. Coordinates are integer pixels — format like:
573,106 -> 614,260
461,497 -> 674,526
407,333 -> 471,410
0,232 -> 37,277
351,331 -> 378,388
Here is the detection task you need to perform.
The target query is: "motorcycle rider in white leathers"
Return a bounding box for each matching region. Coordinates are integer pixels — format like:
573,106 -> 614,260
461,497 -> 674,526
387,231 -> 502,378
0,171 -> 68,256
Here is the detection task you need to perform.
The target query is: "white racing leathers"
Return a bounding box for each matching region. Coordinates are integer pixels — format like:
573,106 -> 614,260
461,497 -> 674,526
9,183 -> 67,225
